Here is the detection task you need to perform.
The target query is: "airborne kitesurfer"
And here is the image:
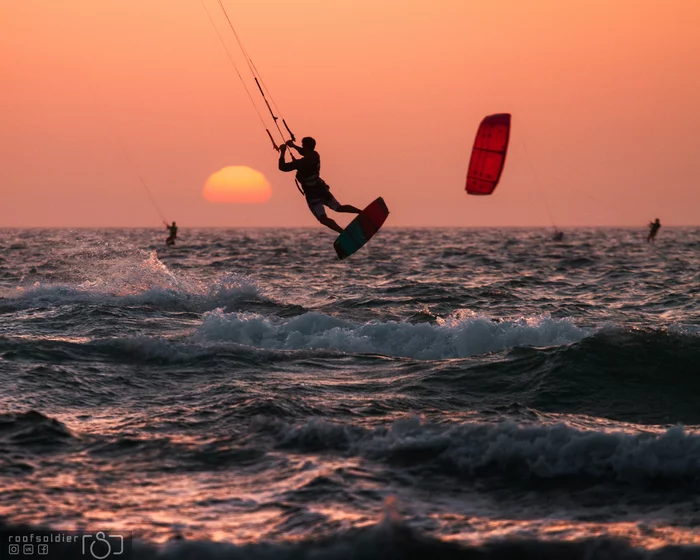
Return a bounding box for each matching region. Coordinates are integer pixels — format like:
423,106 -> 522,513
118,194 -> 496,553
278,137 -> 361,234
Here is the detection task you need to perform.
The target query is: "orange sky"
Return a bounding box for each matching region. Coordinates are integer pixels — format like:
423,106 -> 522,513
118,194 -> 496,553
2,0 -> 699,227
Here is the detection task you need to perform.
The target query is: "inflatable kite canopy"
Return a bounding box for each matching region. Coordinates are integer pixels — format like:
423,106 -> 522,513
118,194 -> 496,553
465,113 -> 511,195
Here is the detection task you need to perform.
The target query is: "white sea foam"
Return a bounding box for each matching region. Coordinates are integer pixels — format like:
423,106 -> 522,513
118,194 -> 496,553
196,309 -> 589,359
668,323 -> 700,336
9,251 -> 262,311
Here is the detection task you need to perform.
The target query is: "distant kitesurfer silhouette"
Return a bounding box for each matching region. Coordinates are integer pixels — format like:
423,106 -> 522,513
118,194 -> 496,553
165,221 -> 178,246
553,230 -> 564,241
647,218 -> 661,243
278,137 -> 361,234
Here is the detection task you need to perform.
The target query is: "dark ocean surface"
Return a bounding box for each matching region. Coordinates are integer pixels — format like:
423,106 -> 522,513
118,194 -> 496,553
1,227 -> 699,558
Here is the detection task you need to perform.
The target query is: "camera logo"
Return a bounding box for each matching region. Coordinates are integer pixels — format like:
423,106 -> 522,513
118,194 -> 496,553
82,532 -> 125,559
8,543 -> 20,555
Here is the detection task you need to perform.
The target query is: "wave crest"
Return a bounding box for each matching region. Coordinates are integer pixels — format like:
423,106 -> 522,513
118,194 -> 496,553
196,310 -> 588,359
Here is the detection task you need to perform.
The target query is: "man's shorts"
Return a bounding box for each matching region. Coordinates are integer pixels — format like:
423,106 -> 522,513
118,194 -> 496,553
306,192 -> 341,219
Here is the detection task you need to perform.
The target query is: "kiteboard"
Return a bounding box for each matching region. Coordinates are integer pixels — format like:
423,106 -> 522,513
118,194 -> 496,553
333,197 -> 389,260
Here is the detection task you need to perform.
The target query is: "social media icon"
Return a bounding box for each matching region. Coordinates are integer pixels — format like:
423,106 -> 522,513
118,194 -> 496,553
38,543 -> 49,554
8,544 -> 20,555
23,544 -> 34,554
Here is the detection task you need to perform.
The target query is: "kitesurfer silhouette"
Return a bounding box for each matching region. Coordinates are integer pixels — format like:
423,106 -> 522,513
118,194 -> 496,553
165,221 -> 178,246
647,218 -> 661,243
278,137 -> 361,234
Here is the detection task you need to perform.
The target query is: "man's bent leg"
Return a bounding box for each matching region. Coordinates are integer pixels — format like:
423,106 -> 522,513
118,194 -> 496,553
310,195 -> 350,232
319,216 -> 344,234
323,193 -> 360,215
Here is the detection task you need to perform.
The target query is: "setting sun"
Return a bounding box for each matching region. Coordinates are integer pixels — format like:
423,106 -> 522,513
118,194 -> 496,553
202,166 -> 272,204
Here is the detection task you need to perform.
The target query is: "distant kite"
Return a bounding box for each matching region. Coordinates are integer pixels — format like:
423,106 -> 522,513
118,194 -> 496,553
465,113 -> 511,195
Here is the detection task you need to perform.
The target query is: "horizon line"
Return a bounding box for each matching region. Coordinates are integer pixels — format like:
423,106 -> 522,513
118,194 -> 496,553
0,224 -> 696,230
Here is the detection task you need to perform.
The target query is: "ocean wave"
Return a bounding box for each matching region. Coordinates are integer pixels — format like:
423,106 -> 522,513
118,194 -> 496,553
2,251 -> 264,312
0,334 -> 331,367
9,411 -> 699,486
394,327 -> 700,424
526,328 -> 700,423
2,275 -> 263,314
0,335 -> 201,365
0,411 -> 75,449
261,417 -> 700,485
196,310 -> 588,359
2,325 -> 698,424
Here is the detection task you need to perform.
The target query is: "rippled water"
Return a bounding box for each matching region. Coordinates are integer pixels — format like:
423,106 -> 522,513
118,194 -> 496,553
1,227 -> 699,558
